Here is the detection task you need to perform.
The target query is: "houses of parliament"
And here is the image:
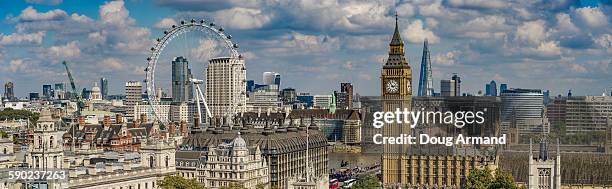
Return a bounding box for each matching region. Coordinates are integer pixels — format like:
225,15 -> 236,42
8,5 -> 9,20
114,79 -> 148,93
380,15 -> 499,188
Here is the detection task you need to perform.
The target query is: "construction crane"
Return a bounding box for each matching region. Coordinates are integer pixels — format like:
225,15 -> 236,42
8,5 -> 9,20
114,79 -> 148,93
62,61 -> 84,116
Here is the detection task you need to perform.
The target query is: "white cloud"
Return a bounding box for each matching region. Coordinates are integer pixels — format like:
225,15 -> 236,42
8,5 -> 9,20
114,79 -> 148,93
395,3 -> 415,17
0,32 -> 45,45
190,39 -> 222,62
516,20 -> 547,45
446,0 -> 507,9
261,32 -> 340,55
403,20 -> 439,44
99,58 -> 124,71
16,6 -> 67,22
99,0 -> 134,26
555,13 -> 579,33
212,7 -> 273,29
433,51 -> 458,65
570,63 -> 587,73
535,41 -> 562,56
25,0 -> 62,5
574,7 -> 608,28
154,18 -> 178,29
46,41 -> 81,59
595,34 -> 612,49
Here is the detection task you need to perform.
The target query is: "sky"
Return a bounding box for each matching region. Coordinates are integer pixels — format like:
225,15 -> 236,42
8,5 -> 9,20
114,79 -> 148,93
0,0 -> 610,97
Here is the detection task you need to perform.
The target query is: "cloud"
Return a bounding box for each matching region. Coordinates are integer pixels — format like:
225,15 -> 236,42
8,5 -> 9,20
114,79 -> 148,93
445,0 -> 507,9
402,20 -> 439,44
0,31 -> 45,45
534,41 -> 562,56
46,41 -> 81,59
99,0 -> 135,27
515,20 -> 548,45
15,6 -> 68,22
154,18 -> 178,29
211,7 -> 273,29
574,7 -> 608,28
595,34 -> 612,49
261,32 -> 340,55
433,51 -> 458,65
190,39 -> 222,62
99,58 -> 124,71
25,0 -> 62,5
555,13 -> 579,33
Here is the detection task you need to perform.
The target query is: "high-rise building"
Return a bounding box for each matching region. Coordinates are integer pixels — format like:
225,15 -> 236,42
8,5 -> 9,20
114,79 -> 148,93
440,79 -> 456,96
452,73 -> 461,96
246,80 -> 255,93
206,57 -> 246,118
500,83 -> 508,93
262,72 -> 280,86
125,81 -> 142,120
42,84 -> 53,99
486,80 -> 497,96
171,56 -> 194,102
3,82 -> 14,101
54,83 -> 65,99
500,88 -> 547,134
29,92 -> 39,100
381,14 -> 413,186
274,73 -> 281,87
340,83 -> 353,109
280,88 -> 297,104
312,95 -> 332,109
564,96 -> 612,133
100,77 -> 108,100
417,39 -> 434,96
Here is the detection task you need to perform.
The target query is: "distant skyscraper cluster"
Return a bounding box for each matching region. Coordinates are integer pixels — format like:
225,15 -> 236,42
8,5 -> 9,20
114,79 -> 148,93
486,80 -> 497,96
3,82 -> 15,101
440,73 -> 461,96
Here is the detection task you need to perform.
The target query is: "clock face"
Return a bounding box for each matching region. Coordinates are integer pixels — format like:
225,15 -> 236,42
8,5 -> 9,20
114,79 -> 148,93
406,82 -> 411,92
385,79 -> 399,93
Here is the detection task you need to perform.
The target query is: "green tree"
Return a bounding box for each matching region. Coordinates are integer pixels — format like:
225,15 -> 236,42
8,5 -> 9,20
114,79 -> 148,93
351,175 -> 382,189
158,175 -> 205,189
466,168 -> 523,189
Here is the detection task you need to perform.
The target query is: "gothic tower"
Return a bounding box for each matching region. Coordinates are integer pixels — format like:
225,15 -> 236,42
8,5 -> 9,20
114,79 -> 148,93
381,13 -> 413,186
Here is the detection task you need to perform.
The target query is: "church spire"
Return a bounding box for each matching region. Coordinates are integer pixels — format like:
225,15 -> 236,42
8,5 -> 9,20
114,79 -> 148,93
390,12 -> 403,46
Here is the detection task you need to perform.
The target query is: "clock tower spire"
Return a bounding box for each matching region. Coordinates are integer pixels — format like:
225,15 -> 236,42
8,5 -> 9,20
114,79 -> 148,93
380,13 -> 413,187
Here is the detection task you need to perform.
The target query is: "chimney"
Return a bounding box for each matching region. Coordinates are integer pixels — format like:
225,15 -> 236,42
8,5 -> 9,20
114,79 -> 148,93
180,121 -> 188,137
133,118 -> 140,128
140,113 -> 148,124
103,115 -> 111,130
169,122 -> 176,136
78,116 -> 86,127
193,117 -> 200,130
115,114 -> 123,124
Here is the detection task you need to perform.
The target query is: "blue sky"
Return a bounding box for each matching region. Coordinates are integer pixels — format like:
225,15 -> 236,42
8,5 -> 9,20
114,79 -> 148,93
0,0 -> 610,97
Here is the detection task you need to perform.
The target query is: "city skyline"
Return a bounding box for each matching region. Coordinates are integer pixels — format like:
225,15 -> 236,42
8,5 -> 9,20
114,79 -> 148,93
0,0 -> 611,97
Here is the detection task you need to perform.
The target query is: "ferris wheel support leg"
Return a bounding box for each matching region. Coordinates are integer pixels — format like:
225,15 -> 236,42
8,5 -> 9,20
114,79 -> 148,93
194,86 -> 203,124
196,84 -> 212,119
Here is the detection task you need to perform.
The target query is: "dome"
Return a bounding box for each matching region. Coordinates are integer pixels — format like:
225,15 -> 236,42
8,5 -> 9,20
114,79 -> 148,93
91,82 -> 101,92
232,132 -> 247,148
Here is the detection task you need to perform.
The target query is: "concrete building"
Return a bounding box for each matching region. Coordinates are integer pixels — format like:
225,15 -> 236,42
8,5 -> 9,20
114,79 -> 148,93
26,110 -> 64,170
125,81 -> 142,120
246,88 -> 281,113
176,133 -> 269,188
134,103 -> 171,123
206,57 -> 246,119
3,82 -> 15,101
565,96 -> 612,133
312,95 -> 332,109
340,83 -> 353,109
441,79 -> 456,97
528,139 -> 561,189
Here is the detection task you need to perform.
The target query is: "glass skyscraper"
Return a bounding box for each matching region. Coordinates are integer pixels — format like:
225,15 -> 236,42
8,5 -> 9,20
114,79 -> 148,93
171,56 -> 194,102
417,39 -> 434,96
100,77 -> 108,100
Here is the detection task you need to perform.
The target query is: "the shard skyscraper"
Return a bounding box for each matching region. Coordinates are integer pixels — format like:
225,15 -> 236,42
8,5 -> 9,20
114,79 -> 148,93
417,39 -> 434,96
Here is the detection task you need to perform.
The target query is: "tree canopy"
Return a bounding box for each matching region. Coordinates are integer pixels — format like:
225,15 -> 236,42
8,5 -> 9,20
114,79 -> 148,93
466,168 -> 525,189
351,175 -> 382,189
158,175 -> 205,189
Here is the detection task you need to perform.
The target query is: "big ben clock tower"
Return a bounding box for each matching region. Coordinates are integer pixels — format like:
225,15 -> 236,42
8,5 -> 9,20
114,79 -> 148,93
381,14 -> 412,186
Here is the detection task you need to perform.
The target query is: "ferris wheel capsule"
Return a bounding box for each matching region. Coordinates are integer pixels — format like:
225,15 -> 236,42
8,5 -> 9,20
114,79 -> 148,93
172,25 -> 176,28
233,43 -> 239,48
210,22 -> 215,27
164,31 -> 168,34
227,35 -> 232,39
191,19 -> 195,23
200,20 -> 205,24
181,20 -> 185,25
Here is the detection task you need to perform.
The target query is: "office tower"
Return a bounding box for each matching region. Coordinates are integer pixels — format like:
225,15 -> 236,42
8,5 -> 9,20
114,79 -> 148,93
29,93 -> 39,100
334,91 -> 349,110
528,139 -> 561,189
564,96 -> 612,133
417,39 -> 434,96
440,79 -> 456,96
381,14 -> 413,186
100,77 -> 108,100
500,88 -> 546,134
43,84 -> 52,99
125,81 -> 142,120
246,88 -> 281,112
451,73 -> 461,96
54,83 -> 65,99
500,83 -> 508,93
313,95 -> 332,109
340,83 -> 354,109
206,57 -> 246,118
246,80 -> 255,93
171,56 -> 194,102
280,88 -> 297,104
262,72 -> 280,86
543,90 -> 550,105
297,93 -> 314,108
485,80 -> 497,96
3,82 -> 14,101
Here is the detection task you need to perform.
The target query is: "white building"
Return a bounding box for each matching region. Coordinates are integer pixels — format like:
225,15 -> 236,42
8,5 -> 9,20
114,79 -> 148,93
313,95 -> 332,109
26,110 -> 64,170
125,81 -> 142,120
246,89 -> 281,112
176,133 -> 269,189
528,139 -> 561,189
134,103 -> 171,123
206,57 -> 246,118
90,82 -> 102,101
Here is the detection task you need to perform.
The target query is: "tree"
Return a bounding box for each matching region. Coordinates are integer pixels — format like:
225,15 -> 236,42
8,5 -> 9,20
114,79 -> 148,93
351,175 -> 382,189
466,168 -> 523,189
158,175 -> 205,189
